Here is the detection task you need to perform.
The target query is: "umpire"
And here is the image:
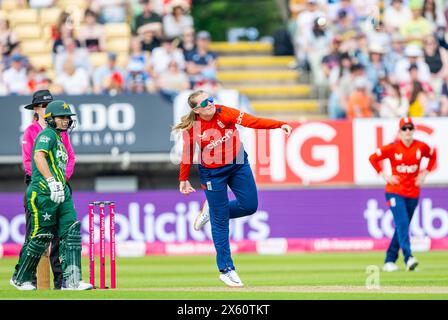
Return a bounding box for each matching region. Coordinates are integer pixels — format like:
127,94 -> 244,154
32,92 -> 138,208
12,90 -> 76,289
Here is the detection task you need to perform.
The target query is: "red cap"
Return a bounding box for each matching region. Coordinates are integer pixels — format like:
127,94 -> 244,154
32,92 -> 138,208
399,117 -> 414,129
111,71 -> 124,86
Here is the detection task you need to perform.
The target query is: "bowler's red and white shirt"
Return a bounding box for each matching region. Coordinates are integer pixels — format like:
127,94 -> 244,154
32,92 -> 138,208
369,139 -> 437,198
180,105 -> 285,181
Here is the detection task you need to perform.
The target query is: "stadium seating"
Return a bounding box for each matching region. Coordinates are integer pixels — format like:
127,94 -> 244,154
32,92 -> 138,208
89,52 -> 108,69
8,9 -> 38,27
106,38 -> 131,54
57,0 -> 88,11
28,54 -> 53,71
104,23 -> 131,39
39,7 -> 63,27
20,40 -> 51,55
14,24 -> 42,40
0,0 -> 18,11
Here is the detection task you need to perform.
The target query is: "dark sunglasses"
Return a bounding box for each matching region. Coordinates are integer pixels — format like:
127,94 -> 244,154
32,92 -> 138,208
197,96 -> 214,108
401,126 -> 414,131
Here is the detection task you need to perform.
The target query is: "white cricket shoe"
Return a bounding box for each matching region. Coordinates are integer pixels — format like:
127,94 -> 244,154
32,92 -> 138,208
219,270 -> 244,288
10,278 -> 37,291
406,257 -> 419,271
62,281 -> 93,290
194,200 -> 210,231
383,262 -> 398,272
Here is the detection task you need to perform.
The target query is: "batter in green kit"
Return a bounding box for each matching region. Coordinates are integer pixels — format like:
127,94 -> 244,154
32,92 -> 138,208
11,100 -> 92,291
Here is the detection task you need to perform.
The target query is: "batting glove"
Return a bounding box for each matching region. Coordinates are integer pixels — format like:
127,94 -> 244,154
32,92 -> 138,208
47,177 -> 65,203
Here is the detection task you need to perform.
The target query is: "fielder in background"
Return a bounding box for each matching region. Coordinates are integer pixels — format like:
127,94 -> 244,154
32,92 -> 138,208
11,100 -> 92,291
13,90 -> 75,290
369,117 -> 437,272
173,90 -> 292,287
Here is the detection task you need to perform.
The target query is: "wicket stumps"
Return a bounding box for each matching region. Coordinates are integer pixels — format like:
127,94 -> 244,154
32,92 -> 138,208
88,201 -> 116,289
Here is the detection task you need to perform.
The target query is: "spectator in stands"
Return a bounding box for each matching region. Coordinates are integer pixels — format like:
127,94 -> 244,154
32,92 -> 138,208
384,0 -> 412,33
54,58 -> 90,95
0,75 -> 7,96
321,36 -> 342,81
333,8 -> 360,42
422,0 -> 446,28
402,64 -> 432,117
2,54 -> 29,95
158,0 -> 192,15
347,76 -> 374,118
366,21 -> 390,49
385,33 -> 405,76
151,37 -> 186,76
394,44 -> 431,84
1,42 -> 30,70
294,0 -> 325,68
379,83 -> 409,118
163,0 -> 194,40
139,23 -> 162,53
423,35 -> 448,94
93,52 -> 126,94
78,9 -> 106,53
400,1 -> 435,47
372,70 -> 388,104
288,0 -> 307,22
179,26 -> 196,58
352,32 -> 369,67
29,0 -> 54,8
133,0 -> 163,36
185,30 -> 218,88
155,59 -> 190,102
365,43 -> 388,87
352,0 -> 378,21
125,59 -> 155,93
129,37 -> 152,75
327,52 -> 352,119
0,15 -> 19,56
52,11 -> 81,54
89,0 -> 128,24
334,0 -> 358,25
54,37 -> 91,75
303,17 -> 332,86
440,76 -> 448,115
27,67 -> 51,93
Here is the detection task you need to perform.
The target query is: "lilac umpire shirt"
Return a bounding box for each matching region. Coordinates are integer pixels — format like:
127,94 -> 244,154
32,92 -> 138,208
22,120 -> 75,179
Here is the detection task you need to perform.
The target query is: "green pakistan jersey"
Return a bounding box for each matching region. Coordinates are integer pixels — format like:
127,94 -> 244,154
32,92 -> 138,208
31,127 -> 68,193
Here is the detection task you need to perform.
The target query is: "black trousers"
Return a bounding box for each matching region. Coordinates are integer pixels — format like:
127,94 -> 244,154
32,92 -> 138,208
14,175 -> 66,289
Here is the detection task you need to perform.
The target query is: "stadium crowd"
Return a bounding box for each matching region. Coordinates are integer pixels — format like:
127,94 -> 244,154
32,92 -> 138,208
0,0 -> 218,102
290,0 -> 448,118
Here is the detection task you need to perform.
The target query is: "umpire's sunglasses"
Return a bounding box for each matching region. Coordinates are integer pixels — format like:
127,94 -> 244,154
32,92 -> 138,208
196,96 -> 214,108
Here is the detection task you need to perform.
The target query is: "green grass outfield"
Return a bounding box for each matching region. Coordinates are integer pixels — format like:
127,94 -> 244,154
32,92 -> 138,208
0,251 -> 447,300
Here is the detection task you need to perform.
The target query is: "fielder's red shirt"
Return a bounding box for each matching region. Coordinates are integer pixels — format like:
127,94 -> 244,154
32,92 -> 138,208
179,105 -> 286,181
369,139 -> 437,198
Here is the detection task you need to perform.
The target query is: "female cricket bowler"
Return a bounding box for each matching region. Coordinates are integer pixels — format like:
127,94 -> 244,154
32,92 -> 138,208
173,90 -> 292,287
369,117 -> 436,272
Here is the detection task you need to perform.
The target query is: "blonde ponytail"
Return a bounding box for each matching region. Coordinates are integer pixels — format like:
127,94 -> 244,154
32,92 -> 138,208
172,90 -> 208,131
172,110 -> 196,131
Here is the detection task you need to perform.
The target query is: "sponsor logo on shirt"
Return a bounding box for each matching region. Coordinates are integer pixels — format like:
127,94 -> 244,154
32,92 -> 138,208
205,130 -> 234,150
39,135 -> 50,143
236,112 -> 245,125
394,153 -> 403,161
396,164 -> 418,173
217,120 -> 225,129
